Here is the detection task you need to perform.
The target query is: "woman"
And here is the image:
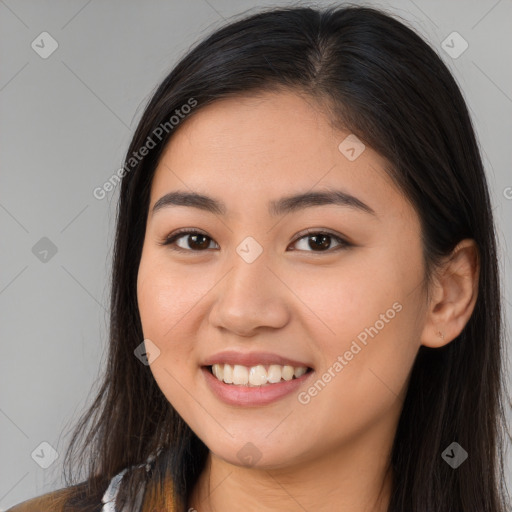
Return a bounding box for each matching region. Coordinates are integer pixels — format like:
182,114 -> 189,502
7,4 -> 510,512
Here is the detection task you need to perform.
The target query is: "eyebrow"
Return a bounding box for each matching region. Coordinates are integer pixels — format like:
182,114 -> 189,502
151,188 -> 377,218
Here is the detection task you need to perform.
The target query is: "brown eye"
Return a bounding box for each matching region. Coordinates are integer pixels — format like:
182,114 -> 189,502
160,229 -> 350,254
162,230 -> 218,252
290,231 -> 350,252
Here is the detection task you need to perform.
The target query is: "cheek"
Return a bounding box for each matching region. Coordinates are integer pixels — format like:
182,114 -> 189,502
303,257 -> 423,425
136,251 -> 231,407
137,263 -> 186,383
289,303 -> 419,457
136,255 -> 201,408
287,253 -> 406,350
298,300 -> 419,446
137,252 -> 210,348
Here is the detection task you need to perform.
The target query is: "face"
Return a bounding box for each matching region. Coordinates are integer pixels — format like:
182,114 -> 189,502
136,90 -> 427,469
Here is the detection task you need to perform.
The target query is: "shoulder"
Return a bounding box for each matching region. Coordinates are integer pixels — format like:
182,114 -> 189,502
5,455 -> 162,512
5,487 -> 72,512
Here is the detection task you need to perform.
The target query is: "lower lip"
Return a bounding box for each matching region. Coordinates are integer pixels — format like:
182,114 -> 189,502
202,367 -> 314,406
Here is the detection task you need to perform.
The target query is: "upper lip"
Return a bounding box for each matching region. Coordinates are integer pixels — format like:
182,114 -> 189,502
202,350 -> 312,369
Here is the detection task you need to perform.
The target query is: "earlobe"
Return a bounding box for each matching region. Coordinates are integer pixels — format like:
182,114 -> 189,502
420,239 -> 480,348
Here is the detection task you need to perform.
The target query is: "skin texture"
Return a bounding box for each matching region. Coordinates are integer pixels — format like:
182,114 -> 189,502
136,90 -> 479,512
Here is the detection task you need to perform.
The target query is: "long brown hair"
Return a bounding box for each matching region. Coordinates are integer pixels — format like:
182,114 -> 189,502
58,5 -> 510,511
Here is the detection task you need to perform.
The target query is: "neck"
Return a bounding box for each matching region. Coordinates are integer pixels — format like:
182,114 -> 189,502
188,429 -> 394,512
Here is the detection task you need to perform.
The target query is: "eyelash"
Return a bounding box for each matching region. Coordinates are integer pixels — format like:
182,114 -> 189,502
159,228 -> 351,254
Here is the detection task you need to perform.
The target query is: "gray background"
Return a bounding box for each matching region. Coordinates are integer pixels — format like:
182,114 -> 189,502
1,0 -> 511,508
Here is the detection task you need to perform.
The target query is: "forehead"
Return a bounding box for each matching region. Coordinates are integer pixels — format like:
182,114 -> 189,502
150,90 -> 406,220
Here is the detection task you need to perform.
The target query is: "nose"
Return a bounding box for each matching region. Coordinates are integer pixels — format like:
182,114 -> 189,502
208,247 -> 290,337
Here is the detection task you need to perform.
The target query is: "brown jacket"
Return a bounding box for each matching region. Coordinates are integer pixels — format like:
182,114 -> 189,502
4,474 -> 176,512
5,487 -> 72,512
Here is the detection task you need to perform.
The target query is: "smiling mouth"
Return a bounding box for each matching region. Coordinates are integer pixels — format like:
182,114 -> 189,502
205,363 -> 313,386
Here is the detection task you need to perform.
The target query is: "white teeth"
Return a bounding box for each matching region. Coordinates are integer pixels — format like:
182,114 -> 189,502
267,364 -> 282,383
210,363 -> 309,386
294,366 -> 307,378
281,365 -> 294,381
212,363 -> 224,380
223,364 -> 233,384
249,365 -> 267,386
232,365 -> 249,385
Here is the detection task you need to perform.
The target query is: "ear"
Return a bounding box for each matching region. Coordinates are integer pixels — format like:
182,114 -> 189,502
420,239 -> 480,348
